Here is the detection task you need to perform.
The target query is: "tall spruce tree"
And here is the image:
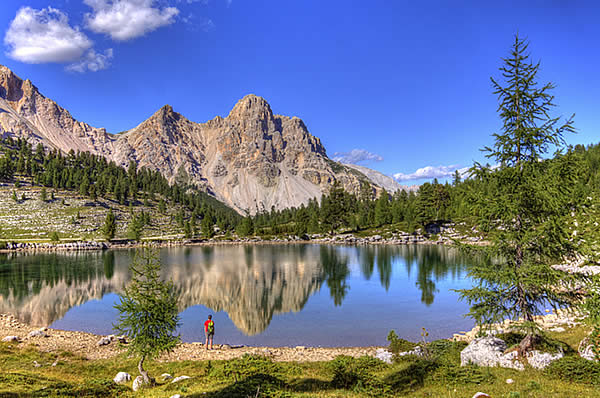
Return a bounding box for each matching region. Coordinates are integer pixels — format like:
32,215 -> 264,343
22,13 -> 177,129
457,35 -> 580,352
113,249 -> 180,386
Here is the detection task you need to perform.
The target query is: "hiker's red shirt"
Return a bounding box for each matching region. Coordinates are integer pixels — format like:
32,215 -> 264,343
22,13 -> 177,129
204,320 -> 213,332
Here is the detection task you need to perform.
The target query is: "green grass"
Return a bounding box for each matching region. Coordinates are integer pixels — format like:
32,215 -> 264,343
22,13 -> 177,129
2,326 -> 600,397
0,185 -> 189,242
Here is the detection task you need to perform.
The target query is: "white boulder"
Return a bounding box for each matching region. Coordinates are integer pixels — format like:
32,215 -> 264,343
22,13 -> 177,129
171,375 -> 191,383
460,336 -> 524,370
113,372 -> 131,384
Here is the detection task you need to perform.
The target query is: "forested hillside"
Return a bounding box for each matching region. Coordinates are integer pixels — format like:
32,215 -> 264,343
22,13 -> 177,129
0,136 -> 240,240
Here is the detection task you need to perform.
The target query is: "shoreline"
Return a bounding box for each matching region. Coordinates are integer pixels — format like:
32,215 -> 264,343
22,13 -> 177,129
0,313 -> 381,362
1,306 -> 583,363
0,232 -> 488,254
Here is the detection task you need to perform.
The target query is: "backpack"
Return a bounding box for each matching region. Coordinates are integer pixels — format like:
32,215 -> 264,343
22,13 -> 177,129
207,320 -> 214,334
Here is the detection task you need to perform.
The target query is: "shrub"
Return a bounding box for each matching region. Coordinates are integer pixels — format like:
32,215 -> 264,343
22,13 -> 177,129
49,231 -> 60,243
431,363 -> 494,385
222,354 -> 282,382
387,330 -> 417,355
328,355 -> 389,396
544,356 -> 600,385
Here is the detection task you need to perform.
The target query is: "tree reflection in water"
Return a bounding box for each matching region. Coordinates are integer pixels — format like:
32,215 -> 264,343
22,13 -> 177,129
319,246 -> 350,306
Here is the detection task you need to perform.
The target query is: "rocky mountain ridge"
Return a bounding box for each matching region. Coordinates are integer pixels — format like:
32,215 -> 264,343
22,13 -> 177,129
0,65 -> 409,214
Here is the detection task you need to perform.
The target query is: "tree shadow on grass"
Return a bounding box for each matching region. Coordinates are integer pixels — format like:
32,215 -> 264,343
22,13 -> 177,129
287,377 -> 332,393
0,372 -> 128,397
383,359 -> 439,394
187,373 -> 284,398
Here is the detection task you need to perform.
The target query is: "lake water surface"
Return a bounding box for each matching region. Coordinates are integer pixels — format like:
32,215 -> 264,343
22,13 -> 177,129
0,244 -> 477,347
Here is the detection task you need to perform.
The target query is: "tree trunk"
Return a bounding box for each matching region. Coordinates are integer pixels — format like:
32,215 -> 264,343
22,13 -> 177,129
518,332 -> 540,355
138,355 -> 154,385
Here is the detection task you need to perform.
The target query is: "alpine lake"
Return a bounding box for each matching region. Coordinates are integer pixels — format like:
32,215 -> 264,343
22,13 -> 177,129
0,244 -> 478,347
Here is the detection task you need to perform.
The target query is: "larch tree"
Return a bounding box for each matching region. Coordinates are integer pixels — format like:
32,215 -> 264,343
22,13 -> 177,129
458,35 -> 581,353
113,249 -> 180,387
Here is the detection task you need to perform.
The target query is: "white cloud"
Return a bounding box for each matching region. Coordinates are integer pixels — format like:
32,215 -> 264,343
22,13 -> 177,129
84,0 -> 179,41
393,165 -> 470,182
332,149 -> 384,164
66,48 -> 113,73
4,7 -> 92,63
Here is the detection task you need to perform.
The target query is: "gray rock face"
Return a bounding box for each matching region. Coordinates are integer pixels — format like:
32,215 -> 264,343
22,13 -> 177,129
171,375 -> 191,383
2,335 -> 20,342
460,336 -> 524,370
526,350 -> 564,369
97,336 -> 111,346
0,65 -> 391,215
112,372 -> 131,384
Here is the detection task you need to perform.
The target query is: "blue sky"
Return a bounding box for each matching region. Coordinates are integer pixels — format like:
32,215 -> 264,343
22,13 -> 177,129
0,1 -> 598,183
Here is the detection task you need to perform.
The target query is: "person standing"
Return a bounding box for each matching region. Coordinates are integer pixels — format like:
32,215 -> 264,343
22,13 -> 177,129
204,314 -> 215,350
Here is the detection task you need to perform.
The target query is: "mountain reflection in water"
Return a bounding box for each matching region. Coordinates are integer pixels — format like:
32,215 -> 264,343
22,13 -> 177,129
0,244 -> 476,337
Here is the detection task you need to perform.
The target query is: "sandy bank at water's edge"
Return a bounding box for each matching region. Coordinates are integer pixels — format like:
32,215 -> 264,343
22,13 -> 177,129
0,305 -> 584,364
0,313 -> 381,362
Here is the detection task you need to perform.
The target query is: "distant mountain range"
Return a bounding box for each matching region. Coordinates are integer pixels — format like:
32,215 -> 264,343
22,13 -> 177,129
0,65 -> 413,214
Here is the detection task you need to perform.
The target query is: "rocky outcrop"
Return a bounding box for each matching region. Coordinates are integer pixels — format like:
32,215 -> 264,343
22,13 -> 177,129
460,336 -> 564,370
0,65 -> 399,214
460,336 -> 523,370
344,163 -> 416,193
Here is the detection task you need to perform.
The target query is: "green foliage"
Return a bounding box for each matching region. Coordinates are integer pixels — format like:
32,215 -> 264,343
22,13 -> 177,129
40,187 -> 47,202
127,211 -> 146,241
201,215 -> 214,238
457,35 -> 581,351
383,358 -> 438,393
113,248 -> 180,382
328,355 -> 390,395
222,354 -> 282,382
431,363 -> 494,385
387,330 -> 416,355
544,356 -> 600,385
0,137 -> 240,233
236,216 -> 254,237
49,231 -> 60,243
158,198 -> 167,214
496,331 -> 569,354
582,274 -> 600,359
101,209 -> 116,241
0,372 -> 129,397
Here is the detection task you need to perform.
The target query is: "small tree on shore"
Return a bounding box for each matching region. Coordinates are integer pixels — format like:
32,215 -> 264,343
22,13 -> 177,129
457,35 -> 581,353
113,249 -> 181,386
102,209 -> 116,241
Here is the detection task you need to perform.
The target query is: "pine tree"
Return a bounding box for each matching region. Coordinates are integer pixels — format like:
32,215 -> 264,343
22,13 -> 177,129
128,212 -> 145,241
102,209 -> 117,241
113,249 -> 180,386
201,216 -> 214,238
457,35 -> 579,353
374,190 -> 391,227
158,199 -> 167,214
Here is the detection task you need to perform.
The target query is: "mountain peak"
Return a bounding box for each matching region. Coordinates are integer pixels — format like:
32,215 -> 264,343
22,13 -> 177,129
228,94 -> 273,121
148,104 -> 178,121
0,64 -> 25,102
